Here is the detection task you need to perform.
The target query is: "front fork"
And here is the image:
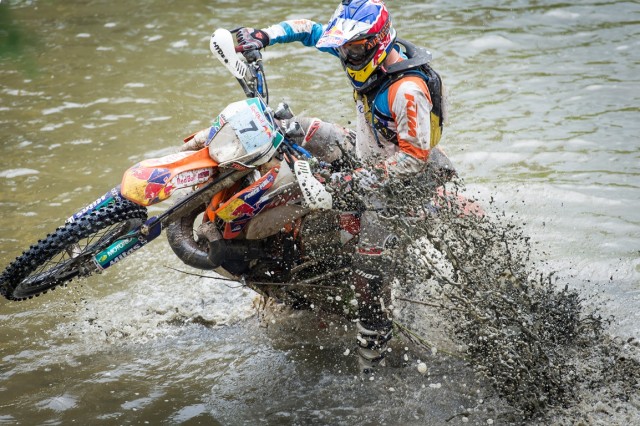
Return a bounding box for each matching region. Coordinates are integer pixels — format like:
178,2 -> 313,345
92,217 -> 162,271
66,168 -> 251,274
65,185 -> 163,273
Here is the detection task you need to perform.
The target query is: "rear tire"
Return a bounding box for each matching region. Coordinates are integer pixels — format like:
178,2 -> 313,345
0,200 -> 147,301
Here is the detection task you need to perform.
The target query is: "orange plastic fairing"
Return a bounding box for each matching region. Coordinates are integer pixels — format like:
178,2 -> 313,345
121,148 -> 218,206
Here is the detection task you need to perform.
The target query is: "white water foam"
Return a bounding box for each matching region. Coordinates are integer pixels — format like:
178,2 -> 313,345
469,35 -> 517,52
0,169 -> 39,178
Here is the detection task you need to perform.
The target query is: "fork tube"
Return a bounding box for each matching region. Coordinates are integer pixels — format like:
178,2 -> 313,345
92,217 -> 162,271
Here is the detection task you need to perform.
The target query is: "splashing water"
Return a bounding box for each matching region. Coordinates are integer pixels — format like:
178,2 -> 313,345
361,174 -> 640,423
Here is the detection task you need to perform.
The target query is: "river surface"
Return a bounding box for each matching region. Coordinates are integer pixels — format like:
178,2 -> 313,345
0,0 -> 638,425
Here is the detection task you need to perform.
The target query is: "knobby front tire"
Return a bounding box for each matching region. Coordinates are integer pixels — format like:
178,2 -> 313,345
0,200 -> 147,301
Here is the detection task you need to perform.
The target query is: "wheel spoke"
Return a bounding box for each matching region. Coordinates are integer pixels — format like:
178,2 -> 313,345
1,200 -> 148,300
24,222 -> 131,284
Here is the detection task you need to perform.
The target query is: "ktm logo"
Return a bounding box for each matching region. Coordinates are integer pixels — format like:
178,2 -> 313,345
405,93 -> 418,138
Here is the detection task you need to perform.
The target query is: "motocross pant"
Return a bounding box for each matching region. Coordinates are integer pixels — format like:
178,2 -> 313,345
295,116 -> 397,373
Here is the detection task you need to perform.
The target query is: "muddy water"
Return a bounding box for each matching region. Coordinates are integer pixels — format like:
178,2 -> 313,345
0,0 -> 638,424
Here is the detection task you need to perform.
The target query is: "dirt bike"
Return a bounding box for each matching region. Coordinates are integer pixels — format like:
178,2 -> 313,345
0,28 -> 342,305
0,29 -> 470,318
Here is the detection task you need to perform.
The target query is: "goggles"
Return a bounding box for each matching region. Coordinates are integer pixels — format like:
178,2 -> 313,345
338,38 -> 376,66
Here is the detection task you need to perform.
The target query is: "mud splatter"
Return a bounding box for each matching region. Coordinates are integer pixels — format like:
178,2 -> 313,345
374,176 -> 640,423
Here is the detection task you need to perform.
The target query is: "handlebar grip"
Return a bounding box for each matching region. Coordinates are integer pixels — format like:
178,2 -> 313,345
235,45 -> 263,63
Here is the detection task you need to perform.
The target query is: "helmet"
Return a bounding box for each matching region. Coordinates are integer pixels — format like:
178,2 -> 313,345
317,0 -> 397,92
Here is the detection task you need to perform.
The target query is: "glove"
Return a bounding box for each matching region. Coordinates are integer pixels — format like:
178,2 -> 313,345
236,28 -> 270,52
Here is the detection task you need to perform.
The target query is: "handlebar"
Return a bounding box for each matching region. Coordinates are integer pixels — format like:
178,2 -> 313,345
209,28 -> 316,162
210,28 -> 268,103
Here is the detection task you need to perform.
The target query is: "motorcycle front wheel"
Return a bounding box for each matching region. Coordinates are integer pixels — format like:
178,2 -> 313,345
0,200 -> 147,301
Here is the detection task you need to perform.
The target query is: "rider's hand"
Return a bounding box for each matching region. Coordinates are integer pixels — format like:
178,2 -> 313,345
236,28 -> 270,52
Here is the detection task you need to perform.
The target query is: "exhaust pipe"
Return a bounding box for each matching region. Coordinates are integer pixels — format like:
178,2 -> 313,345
165,205 -> 217,270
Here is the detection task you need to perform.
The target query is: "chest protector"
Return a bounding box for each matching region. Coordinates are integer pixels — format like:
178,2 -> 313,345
355,38 -> 445,148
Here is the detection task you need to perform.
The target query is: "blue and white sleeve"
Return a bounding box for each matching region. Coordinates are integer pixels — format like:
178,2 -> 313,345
263,19 -> 335,55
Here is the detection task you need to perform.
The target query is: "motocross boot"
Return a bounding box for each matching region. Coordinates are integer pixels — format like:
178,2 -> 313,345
351,208 -> 399,374
353,250 -> 395,375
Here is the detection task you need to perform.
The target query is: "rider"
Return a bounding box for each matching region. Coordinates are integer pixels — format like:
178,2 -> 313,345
236,0 -> 446,374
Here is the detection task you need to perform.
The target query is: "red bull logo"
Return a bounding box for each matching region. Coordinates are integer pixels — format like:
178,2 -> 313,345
231,201 -> 255,217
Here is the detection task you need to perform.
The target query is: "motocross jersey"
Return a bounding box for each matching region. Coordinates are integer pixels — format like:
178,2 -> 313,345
263,20 -> 438,179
